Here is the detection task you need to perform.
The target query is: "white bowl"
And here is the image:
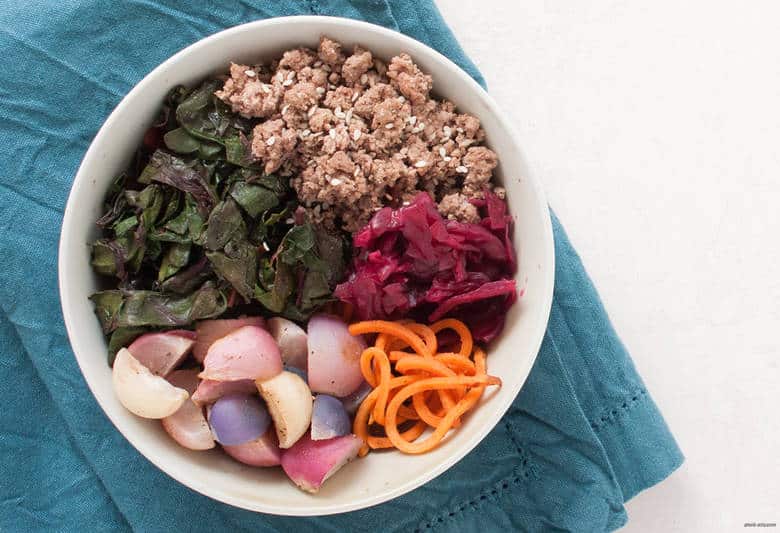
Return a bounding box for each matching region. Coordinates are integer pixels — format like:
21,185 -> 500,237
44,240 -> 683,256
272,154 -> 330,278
58,16 -> 554,516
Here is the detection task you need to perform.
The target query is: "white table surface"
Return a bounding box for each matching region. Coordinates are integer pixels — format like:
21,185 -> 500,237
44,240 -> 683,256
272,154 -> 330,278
435,0 -> 780,530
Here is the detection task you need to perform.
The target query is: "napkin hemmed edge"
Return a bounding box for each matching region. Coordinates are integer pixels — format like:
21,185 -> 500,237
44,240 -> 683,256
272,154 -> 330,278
593,387 -> 685,505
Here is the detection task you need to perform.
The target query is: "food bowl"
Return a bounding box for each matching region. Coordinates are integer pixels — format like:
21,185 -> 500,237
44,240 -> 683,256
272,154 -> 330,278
58,16 -> 554,516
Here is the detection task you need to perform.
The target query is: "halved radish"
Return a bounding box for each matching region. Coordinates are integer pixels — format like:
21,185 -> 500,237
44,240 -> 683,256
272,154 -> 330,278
191,379 -> 256,406
162,370 -> 215,450
340,381 -> 372,415
267,317 -> 308,369
127,331 -> 194,376
199,326 -> 282,382
222,429 -> 282,467
112,348 -> 188,419
311,394 -> 351,440
257,371 -> 313,449
307,314 -> 366,397
193,316 -> 265,363
208,393 -> 271,446
281,433 -> 362,493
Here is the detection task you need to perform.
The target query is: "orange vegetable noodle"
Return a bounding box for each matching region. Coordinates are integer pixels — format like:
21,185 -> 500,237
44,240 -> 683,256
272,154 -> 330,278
349,319 -> 501,455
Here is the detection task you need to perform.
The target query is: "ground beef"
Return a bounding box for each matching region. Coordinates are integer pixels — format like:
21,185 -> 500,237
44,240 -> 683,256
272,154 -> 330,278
342,48 -> 373,85
215,36 -> 501,231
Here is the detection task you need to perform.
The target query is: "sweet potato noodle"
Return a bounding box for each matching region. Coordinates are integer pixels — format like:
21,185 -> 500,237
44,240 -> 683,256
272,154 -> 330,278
335,190 -> 517,342
349,319 -> 501,455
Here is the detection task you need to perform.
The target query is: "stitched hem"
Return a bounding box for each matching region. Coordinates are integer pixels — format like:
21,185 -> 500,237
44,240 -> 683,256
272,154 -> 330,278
590,389 -> 648,432
413,465 -> 533,532
593,389 -> 684,501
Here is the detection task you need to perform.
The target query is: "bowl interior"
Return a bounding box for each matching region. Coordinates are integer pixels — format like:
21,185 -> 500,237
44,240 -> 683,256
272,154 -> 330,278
59,16 -> 554,515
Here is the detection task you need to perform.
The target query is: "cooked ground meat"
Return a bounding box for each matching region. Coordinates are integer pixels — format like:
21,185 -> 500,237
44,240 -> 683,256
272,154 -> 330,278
215,36 -> 500,231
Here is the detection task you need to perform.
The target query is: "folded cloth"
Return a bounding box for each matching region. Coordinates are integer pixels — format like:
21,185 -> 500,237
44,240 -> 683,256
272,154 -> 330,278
0,1 -> 683,531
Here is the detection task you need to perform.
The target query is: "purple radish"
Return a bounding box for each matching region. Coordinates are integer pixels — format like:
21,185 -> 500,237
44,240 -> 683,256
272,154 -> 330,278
340,381 -> 372,415
307,314 -> 366,397
281,433 -> 362,493
311,395 -> 351,440
268,317 -> 308,369
208,393 -> 270,446
222,429 -> 282,467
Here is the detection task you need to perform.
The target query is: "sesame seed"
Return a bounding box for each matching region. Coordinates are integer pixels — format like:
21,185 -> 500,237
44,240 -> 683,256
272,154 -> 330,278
456,165 -> 468,173
285,217 -> 295,224
345,109 -> 353,122
385,123 -> 394,129
328,84 -> 336,90
329,129 -> 336,139
444,156 -> 452,162
330,178 -> 342,186
244,69 -> 256,77
266,136 -> 276,146
352,129 -> 362,141
415,160 -> 427,168
316,87 -> 326,95
443,126 -> 452,138
308,106 -> 317,117
353,167 -> 360,176
352,92 -> 360,102
385,194 -> 393,201
402,200 -> 410,206
282,79 -> 294,87
314,60 -> 323,67
360,74 -> 368,84
287,71 -> 295,80
307,159 -> 317,166
398,95 -> 406,103
281,105 -> 289,114
334,106 -> 345,118
311,132 -> 323,138
456,127 -> 464,133
262,242 -> 271,251
261,84 -> 272,94
438,147 -> 447,158
407,116 -> 417,125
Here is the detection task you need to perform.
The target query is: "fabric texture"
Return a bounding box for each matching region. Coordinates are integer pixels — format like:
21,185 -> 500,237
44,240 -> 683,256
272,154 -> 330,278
0,1 -> 683,531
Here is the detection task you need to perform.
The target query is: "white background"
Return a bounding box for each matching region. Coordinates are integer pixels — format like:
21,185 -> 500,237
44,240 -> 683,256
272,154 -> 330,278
435,0 -> 780,530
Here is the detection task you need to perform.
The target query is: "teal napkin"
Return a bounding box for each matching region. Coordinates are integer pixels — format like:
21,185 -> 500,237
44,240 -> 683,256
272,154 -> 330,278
0,1 -> 683,531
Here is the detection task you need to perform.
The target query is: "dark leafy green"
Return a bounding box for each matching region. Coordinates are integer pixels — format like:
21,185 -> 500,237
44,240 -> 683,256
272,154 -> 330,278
158,242 -> 191,282
89,77 -> 351,355
176,79 -> 251,144
230,181 -> 280,218
90,283 -> 227,334
253,223 -> 346,320
151,194 -> 204,244
139,150 -> 217,215
160,257 -> 213,294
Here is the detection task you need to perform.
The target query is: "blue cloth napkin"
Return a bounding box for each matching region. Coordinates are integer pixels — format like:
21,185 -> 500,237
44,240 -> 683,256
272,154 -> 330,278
0,1 -> 683,531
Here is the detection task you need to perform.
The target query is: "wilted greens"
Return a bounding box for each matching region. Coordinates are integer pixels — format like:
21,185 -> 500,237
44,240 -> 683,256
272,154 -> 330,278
89,79 -> 348,342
